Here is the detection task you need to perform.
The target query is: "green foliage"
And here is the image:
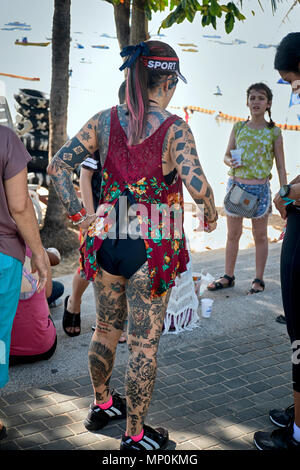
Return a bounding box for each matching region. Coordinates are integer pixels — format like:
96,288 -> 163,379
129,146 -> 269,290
109,0 -> 281,35
157,0 -> 246,33
145,0 -> 169,20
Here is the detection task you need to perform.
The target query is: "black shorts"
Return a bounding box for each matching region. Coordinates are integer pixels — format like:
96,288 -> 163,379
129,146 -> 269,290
97,237 -> 147,279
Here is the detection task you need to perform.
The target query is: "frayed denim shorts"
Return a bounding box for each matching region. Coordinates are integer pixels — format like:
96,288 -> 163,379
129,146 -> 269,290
225,178 -> 272,219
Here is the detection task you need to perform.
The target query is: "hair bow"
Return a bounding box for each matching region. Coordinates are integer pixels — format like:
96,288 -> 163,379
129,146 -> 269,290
119,42 -> 150,71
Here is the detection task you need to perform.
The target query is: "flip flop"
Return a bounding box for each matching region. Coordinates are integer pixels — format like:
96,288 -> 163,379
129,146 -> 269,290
62,295 -> 81,337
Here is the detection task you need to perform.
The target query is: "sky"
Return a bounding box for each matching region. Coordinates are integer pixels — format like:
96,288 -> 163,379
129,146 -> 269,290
1,0 -> 300,206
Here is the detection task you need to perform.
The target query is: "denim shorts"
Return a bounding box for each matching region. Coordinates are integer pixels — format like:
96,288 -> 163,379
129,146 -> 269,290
225,178 -> 272,219
0,253 -> 22,388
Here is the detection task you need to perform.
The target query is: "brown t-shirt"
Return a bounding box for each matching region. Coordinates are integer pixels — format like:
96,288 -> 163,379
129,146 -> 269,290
0,125 -> 32,263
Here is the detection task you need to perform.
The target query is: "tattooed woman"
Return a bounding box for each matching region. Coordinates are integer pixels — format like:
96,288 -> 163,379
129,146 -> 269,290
47,40 -> 217,451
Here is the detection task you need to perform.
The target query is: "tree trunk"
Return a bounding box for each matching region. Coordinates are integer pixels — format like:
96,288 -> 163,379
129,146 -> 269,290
130,0 -> 148,44
41,0 -> 78,254
114,0 -> 130,50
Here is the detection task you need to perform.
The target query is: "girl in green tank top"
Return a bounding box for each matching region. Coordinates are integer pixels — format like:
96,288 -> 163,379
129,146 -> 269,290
208,82 -> 287,296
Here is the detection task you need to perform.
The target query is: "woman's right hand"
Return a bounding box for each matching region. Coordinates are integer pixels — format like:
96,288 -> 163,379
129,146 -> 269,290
205,221 -> 217,233
78,214 -> 97,231
225,155 -> 241,168
31,250 -> 49,293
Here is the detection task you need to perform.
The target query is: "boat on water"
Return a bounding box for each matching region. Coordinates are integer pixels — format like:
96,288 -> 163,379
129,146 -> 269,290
178,43 -> 197,47
80,58 -> 92,64
182,48 -> 198,53
15,39 -> 50,47
6,21 -> 30,27
91,45 -> 109,49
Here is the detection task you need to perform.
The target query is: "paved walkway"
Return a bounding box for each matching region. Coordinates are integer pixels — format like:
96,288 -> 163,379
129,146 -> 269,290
0,243 -> 293,450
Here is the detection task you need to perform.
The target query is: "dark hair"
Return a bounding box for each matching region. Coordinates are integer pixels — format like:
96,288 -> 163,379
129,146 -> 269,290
118,80 -> 126,105
274,32 -> 300,72
247,83 -> 275,129
126,40 -> 178,145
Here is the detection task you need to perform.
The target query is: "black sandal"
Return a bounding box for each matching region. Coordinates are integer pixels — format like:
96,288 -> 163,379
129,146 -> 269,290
62,295 -> 81,337
207,274 -> 235,291
247,278 -> 265,295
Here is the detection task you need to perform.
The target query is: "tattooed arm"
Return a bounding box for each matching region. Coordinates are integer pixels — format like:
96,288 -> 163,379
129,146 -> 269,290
169,119 -> 218,224
47,113 -> 101,216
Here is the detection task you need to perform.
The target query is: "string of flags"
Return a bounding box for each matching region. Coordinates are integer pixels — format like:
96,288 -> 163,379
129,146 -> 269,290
171,106 -> 300,131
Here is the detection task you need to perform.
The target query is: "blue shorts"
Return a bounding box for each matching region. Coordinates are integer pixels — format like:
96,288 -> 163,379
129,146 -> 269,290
0,253 -> 22,388
225,178 -> 272,219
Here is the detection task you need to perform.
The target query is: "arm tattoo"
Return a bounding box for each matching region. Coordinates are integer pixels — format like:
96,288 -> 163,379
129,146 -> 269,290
50,136 -> 93,171
50,170 -> 82,215
170,119 -> 217,222
97,108 -> 111,167
48,136 -> 94,215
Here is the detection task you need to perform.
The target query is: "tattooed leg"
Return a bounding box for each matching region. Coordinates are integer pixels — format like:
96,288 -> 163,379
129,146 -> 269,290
89,268 -> 127,404
125,262 -> 171,436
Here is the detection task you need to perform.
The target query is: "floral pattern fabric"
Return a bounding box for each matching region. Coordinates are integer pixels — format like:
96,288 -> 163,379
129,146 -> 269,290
228,121 -> 281,180
80,107 -> 189,298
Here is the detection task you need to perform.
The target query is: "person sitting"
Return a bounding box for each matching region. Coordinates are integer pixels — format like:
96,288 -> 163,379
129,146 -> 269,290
9,246 -> 57,366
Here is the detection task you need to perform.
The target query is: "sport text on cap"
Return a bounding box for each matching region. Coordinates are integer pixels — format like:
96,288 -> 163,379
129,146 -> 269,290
142,56 -> 187,84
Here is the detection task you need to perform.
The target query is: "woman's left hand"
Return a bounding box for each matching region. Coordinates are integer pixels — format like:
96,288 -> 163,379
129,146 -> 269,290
273,192 -> 287,220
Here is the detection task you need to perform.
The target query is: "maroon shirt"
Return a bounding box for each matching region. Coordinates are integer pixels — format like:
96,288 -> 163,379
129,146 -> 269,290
0,125 -> 31,263
80,107 -> 189,297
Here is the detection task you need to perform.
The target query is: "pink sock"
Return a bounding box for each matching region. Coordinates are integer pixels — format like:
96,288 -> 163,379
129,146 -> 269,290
125,429 -> 144,442
94,396 -> 113,410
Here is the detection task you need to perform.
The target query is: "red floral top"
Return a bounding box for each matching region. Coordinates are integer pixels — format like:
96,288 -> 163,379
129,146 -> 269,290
80,106 -> 189,298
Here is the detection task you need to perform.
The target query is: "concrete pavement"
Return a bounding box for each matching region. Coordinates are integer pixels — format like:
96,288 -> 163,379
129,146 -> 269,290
0,242 -> 293,450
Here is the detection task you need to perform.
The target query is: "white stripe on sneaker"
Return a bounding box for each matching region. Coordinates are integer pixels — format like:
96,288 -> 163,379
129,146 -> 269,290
104,406 -> 122,417
110,406 -> 122,415
139,440 -> 155,450
143,435 -> 160,449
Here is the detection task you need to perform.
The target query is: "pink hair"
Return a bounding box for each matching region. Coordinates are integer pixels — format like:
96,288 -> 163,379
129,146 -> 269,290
125,40 -> 178,146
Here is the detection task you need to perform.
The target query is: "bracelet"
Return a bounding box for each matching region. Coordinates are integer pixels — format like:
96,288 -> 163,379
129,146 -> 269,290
72,214 -> 88,226
282,196 -> 296,206
72,213 -> 97,226
68,207 -> 87,222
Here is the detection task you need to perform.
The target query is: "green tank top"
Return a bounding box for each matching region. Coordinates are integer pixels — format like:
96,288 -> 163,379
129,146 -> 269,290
228,121 -> 281,179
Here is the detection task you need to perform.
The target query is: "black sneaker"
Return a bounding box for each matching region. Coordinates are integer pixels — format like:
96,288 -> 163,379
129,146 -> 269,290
84,390 -> 126,432
120,424 -> 169,451
253,424 -> 300,450
269,404 -> 295,428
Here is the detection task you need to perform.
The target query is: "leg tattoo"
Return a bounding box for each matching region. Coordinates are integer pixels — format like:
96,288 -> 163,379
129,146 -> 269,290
89,270 -> 127,403
125,262 -> 171,435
